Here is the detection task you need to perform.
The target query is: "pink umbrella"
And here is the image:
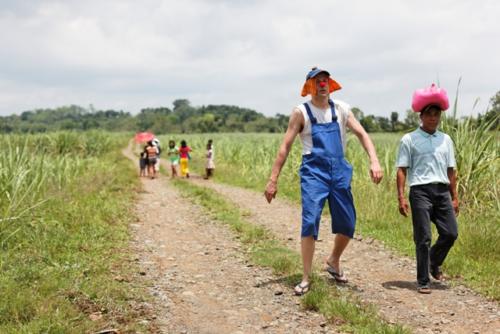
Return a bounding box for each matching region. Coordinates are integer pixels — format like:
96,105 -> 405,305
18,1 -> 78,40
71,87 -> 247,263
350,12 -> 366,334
134,132 -> 155,143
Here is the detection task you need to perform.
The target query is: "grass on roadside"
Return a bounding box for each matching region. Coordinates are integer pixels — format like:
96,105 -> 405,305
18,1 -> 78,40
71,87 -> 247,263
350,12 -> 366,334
172,178 -> 409,334
0,133 -> 154,333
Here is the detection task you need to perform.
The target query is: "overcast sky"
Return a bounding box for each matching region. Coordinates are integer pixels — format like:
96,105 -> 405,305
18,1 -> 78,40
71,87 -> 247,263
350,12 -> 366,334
1,0 -> 499,118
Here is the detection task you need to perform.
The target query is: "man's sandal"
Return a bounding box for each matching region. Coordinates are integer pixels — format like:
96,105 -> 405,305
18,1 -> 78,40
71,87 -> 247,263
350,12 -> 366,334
325,263 -> 348,283
294,282 -> 310,296
417,284 -> 432,294
430,265 -> 444,281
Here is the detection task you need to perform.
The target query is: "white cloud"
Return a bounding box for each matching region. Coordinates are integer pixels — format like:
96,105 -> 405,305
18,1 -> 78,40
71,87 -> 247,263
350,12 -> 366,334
0,0 -> 498,117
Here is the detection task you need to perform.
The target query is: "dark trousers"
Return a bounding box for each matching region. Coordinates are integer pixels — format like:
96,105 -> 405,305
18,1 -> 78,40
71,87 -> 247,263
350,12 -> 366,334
409,184 -> 458,286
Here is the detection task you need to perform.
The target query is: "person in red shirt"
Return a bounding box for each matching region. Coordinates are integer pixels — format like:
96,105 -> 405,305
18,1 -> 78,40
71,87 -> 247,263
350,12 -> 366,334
179,140 -> 192,178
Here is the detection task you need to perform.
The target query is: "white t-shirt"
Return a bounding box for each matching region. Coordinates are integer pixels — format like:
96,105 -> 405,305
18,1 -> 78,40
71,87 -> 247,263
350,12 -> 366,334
297,100 -> 351,155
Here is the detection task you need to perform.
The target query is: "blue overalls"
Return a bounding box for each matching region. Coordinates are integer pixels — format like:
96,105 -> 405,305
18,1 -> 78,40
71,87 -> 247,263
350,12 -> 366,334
299,100 -> 356,240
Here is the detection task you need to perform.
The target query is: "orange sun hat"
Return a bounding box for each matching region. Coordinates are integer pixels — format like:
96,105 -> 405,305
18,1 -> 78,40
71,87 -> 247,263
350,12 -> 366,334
301,67 -> 342,97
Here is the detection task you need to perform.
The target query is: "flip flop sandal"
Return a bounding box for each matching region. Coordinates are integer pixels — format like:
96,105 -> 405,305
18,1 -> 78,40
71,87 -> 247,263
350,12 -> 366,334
325,264 -> 348,283
417,285 -> 432,294
294,282 -> 310,296
430,266 -> 444,281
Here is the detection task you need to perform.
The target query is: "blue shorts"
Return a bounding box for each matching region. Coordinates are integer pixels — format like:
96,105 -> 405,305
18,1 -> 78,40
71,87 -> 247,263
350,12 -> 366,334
300,157 -> 356,239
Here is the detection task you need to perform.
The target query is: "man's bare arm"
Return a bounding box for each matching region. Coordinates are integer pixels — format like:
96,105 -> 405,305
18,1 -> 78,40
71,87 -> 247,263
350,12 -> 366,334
397,167 -> 409,217
264,108 -> 304,203
346,111 -> 383,184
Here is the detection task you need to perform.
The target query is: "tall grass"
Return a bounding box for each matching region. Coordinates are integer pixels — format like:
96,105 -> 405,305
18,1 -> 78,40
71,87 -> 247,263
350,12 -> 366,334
0,131 -> 150,332
441,86 -> 499,210
0,142 -> 46,246
0,132 -> 110,246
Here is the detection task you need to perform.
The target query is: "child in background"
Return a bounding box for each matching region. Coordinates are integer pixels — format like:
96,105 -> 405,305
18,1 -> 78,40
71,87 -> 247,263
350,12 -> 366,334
204,141 -> 215,179
179,140 -> 192,178
167,140 -> 180,178
139,150 -> 147,177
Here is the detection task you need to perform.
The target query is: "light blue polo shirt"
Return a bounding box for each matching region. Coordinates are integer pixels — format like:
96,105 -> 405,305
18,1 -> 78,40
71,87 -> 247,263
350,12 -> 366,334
396,128 -> 456,187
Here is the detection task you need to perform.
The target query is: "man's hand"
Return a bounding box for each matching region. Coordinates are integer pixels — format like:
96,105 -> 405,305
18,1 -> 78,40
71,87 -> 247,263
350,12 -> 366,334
398,197 -> 410,217
264,179 -> 278,203
452,198 -> 459,216
370,161 -> 383,184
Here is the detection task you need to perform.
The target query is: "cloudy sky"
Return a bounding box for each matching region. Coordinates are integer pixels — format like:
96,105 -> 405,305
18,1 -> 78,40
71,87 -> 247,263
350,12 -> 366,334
1,0 -> 499,118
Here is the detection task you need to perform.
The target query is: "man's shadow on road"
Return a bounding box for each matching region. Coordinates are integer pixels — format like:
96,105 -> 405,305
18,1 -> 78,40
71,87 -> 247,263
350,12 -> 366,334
382,280 -> 450,291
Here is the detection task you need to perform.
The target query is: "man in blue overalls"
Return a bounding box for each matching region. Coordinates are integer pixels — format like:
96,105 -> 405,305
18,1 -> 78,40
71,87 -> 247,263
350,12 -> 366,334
265,67 -> 383,295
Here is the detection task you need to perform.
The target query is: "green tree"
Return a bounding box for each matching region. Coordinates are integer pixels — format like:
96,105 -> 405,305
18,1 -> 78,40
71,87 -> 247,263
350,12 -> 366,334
360,115 -> 380,132
173,99 -> 196,123
376,116 -> 391,132
404,109 -> 420,129
484,90 -> 500,129
351,107 -> 364,120
390,111 -> 399,132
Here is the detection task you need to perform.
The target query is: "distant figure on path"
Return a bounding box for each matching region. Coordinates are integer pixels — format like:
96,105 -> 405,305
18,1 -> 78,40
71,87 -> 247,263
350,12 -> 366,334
167,140 -> 180,178
204,140 -> 215,179
179,140 -> 192,178
139,150 -> 147,177
396,84 -> 459,294
145,140 -> 159,179
264,67 -> 383,295
152,138 -> 161,173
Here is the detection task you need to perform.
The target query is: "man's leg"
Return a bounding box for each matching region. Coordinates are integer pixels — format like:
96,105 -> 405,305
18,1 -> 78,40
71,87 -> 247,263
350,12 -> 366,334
298,162 -> 329,290
409,186 -> 433,287
326,233 -> 350,272
301,236 -> 315,284
327,186 -> 356,274
430,187 -> 458,276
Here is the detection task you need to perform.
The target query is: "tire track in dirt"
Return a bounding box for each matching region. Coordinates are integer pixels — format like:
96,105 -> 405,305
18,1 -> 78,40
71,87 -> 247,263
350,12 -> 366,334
186,177 -> 499,334
123,143 -> 340,333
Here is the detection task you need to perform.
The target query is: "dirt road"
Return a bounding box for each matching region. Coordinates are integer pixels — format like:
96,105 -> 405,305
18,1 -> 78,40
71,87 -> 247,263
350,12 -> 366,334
125,144 -> 499,333
124,146 -> 337,333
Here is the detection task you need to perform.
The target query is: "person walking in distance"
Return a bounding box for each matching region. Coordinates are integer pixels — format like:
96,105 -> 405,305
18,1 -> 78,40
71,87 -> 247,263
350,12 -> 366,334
167,140 -> 180,178
396,84 -> 459,294
179,140 -> 192,178
139,150 -> 147,177
204,140 -> 215,179
152,138 -> 161,174
264,67 -> 383,295
145,140 -> 159,179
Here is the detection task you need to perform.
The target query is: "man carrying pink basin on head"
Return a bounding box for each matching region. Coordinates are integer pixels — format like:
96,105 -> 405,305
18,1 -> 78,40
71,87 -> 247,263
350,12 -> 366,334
396,84 -> 459,294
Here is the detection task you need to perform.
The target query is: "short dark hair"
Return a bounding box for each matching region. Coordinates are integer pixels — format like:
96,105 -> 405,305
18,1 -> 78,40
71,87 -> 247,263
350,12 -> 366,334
421,104 -> 442,115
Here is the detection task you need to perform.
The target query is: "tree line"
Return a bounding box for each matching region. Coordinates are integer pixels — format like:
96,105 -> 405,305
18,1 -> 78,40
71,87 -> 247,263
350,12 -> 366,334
1,93 -> 498,134
0,99 -> 289,134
